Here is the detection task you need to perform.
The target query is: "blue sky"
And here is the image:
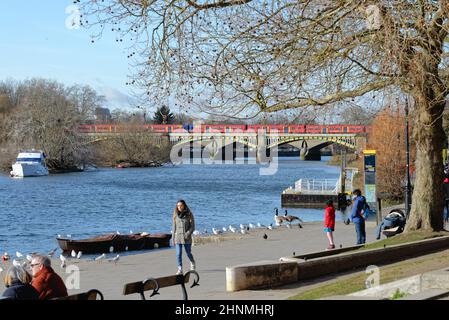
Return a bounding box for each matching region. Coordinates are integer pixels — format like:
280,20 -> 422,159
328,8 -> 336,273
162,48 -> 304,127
0,1 -> 136,110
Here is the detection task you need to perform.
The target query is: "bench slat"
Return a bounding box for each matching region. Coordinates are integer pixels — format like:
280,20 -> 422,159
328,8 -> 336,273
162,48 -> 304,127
123,274 -> 191,295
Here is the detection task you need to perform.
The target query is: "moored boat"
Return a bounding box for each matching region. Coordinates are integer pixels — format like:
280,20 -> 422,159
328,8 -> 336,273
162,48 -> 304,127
57,233 -> 172,254
10,150 -> 49,177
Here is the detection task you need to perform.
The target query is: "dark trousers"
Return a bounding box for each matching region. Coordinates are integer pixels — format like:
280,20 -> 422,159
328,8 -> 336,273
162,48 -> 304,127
445,200 -> 449,222
354,221 -> 366,244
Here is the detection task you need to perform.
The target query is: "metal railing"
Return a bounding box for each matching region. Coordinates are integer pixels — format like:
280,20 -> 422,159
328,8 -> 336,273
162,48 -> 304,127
295,179 -> 339,195
292,168 -> 358,195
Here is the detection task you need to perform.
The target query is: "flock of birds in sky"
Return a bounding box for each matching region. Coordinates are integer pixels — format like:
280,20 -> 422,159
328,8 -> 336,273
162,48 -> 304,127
0,208 -> 303,275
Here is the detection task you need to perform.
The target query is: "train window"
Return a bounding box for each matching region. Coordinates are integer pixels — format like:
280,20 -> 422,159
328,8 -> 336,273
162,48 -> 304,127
343,127 -> 348,133
284,127 -> 288,133
168,126 -> 172,133
322,127 -> 327,133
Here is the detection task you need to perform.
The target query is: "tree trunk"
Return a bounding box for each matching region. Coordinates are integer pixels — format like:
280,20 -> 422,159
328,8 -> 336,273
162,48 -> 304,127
405,98 -> 445,232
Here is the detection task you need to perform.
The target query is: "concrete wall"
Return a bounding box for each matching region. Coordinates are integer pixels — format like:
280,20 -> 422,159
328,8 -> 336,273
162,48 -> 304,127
281,194 -> 338,208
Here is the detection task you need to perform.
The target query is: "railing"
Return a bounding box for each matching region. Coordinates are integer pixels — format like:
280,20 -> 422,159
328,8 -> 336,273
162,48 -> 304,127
295,179 -> 339,195
291,168 -> 359,195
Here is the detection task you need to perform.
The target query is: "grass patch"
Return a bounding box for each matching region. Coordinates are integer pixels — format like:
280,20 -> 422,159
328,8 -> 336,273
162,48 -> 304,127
389,289 -> 408,300
289,231 -> 449,300
360,230 -> 449,251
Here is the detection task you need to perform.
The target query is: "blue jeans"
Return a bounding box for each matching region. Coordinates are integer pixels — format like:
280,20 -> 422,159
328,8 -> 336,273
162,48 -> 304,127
354,221 -> 366,244
176,244 -> 195,268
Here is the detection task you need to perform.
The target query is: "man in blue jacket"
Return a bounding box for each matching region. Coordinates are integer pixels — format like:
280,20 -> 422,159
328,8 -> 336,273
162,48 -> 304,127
351,189 -> 367,244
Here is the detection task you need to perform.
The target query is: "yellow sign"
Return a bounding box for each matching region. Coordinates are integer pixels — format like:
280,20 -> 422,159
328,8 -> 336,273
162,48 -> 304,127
363,150 -> 376,155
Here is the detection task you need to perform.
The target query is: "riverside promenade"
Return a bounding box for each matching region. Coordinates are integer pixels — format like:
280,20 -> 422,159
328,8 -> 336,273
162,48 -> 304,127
0,222 -> 377,300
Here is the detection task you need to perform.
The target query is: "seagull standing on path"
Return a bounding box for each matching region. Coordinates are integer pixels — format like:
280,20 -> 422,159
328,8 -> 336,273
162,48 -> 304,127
76,251 -> 82,259
47,248 -> 58,258
109,254 -> 120,265
60,254 -> 67,265
212,228 -> 222,235
95,253 -> 106,262
229,225 -> 236,233
71,250 -> 77,258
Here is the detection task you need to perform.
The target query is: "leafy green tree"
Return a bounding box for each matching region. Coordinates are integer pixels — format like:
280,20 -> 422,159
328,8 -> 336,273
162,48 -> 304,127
153,105 -> 174,124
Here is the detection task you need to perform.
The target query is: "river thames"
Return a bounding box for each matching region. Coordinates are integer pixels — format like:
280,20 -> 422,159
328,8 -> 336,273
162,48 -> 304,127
0,157 -> 341,254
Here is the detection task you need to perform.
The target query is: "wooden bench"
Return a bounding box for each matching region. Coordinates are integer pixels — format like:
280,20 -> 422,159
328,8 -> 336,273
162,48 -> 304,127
123,271 -> 200,300
53,289 -> 104,300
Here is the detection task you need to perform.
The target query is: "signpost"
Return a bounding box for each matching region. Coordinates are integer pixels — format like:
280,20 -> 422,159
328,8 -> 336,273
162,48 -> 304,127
363,150 -> 377,223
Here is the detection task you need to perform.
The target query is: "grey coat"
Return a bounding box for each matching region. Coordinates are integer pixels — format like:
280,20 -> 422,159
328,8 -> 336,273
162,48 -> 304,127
172,209 -> 195,245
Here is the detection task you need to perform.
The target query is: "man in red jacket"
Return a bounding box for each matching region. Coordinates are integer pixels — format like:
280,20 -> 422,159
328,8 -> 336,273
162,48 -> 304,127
324,199 -> 336,250
30,255 -> 68,300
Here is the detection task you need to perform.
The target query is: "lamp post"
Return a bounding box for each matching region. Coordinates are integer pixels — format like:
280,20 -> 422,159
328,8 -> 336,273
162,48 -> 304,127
405,98 -> 412,219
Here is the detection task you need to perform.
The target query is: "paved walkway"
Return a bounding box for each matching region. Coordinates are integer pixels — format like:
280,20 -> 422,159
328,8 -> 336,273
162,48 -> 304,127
1,221 -> 378,300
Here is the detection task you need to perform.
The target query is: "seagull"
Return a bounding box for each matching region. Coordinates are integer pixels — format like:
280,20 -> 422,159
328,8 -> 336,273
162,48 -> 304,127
154,243 -> 159,249
47,248 -> 58,257
60,254 -> 67,263
249,223 -> 255,229
229,226 -> 236,233
95,253 -> 106,262
239,224 -> 245,230
193,230 -> 201,236
16,251 -> 23,259
57,234 -> 62,238
66,235 -> 72,238
109,246 -> 114,253
212,228 -> 222,235
109,254 -> 120,265
76,251 -> 82,259
263,234 -> 268,239
71,250 -> 77,258
203,229 -> 208,234
13,259 -> 20,267
60,260 -> 66,269
222,227 -> 227,232
125,246 -> 129,251
274,208 -> 285,226
267,223 -> 273,230
116,231 -> 121,235
129,230 -> 133,234
257,222 -> 265,228
26,254 -> 33,262
240,229 -> 247,235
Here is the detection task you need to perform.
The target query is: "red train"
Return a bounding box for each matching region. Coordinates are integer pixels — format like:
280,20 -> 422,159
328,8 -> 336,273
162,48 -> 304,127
78,124 -> 367,134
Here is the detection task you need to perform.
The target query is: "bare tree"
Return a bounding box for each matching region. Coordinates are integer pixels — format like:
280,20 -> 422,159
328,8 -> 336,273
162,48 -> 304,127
80,0 -> 449,231
1,79 -> 102,171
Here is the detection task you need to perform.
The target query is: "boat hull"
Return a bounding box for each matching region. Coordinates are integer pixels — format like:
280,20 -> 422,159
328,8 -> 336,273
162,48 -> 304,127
57,233 -> 172,254
10,163 -> 49,177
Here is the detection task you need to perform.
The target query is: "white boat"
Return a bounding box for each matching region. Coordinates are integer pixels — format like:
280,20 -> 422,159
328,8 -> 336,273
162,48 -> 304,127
10,150 -> 49,177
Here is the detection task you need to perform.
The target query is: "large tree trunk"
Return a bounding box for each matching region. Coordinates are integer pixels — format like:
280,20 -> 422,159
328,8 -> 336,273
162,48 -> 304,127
405,97 -> 445,232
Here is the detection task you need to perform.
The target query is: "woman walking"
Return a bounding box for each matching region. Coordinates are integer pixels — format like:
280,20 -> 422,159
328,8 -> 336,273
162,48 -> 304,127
172,199 -> 196,275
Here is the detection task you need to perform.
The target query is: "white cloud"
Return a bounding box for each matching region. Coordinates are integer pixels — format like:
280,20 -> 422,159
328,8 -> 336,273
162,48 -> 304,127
97,86 -> 137,109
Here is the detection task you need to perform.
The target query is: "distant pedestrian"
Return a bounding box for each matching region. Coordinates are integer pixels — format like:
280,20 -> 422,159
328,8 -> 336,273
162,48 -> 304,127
351,189 -> 367,245
324,199 -> 336,250
444,164 -> 449,223
30,255 -> 68,300
1,266 -> 39,300
172,199 -> 196,275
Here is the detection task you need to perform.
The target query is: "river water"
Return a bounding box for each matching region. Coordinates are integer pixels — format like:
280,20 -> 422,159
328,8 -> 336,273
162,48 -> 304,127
0,157 -> 340,254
